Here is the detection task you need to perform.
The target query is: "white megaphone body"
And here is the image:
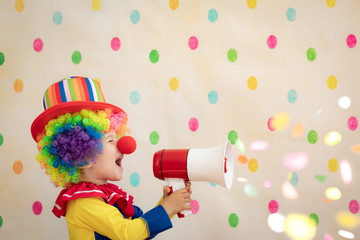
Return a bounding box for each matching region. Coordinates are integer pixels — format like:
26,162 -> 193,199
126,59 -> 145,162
153,141 -> 234,218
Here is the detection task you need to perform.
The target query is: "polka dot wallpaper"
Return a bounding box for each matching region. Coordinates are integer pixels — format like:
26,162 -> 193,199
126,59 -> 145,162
0,0 -> 359,239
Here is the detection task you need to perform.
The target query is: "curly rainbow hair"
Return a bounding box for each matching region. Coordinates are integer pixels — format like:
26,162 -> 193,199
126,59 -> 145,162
35,108 -> 129,188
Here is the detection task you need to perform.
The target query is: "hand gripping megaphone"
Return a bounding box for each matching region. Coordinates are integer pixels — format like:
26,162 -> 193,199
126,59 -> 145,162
153,141 -> 234,218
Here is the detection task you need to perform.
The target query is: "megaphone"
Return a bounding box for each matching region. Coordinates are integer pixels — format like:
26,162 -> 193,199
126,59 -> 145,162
153,141 -> 234,217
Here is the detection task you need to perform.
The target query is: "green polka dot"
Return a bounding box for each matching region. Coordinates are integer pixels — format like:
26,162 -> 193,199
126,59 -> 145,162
307,48 -> 317,62
228,213 -> 239,228
72,51 -> 81,64
149,50 -> 159,63
0,133 -> 3,146
228,130 -> 238,144
0,215 -> 2,228
307,130 -> 318,144
309,213 -> 319,227
227,48 -> 237,63
150,131 -> 160,145
0,52 -> 4,66
315,175 -> 327,183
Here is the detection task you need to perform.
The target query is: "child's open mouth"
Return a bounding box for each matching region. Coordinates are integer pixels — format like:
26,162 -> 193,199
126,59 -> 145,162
115,158 -> 122,168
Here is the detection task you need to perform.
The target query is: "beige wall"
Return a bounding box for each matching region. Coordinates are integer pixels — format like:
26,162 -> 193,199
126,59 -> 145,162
0,0 -> 359,239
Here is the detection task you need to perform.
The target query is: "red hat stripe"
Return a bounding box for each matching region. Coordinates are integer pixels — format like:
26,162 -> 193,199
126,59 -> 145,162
80,77 -> 91,101
54,82 -> 63,104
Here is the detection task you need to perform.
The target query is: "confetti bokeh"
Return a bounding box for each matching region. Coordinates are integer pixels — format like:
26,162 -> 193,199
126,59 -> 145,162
0,1 -> 359,239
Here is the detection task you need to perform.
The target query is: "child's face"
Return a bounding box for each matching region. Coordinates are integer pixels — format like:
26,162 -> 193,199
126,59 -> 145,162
87,130 -> 124,184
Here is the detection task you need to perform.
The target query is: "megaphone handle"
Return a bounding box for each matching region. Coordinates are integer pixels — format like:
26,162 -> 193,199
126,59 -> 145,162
165,178 -> 192,218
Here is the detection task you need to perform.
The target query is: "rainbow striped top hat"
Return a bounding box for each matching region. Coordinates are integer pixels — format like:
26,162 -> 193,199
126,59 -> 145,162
31,76 -> 126,142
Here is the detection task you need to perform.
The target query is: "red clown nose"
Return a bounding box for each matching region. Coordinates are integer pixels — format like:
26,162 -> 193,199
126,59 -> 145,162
117,136 -> 137,154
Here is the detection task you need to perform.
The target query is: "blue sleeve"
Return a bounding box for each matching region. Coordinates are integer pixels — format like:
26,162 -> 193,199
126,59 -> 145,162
139,205 -> 173,239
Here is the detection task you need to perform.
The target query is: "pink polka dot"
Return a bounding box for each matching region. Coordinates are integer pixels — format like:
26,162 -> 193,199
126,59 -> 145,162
347,34 -> 357,48
111,37 -> 121,51
267,35 -> 277,49
348,116 -> 358,131
268,200 -> 279,213
188,36 -> 198,50
189,117 -> 199,132
349,200 -> 359,214
33,38 -> 43,52
324,233 -> 334,240
190,199 -> 199,214
267,117 -> 275,131
32,201 -> 43,215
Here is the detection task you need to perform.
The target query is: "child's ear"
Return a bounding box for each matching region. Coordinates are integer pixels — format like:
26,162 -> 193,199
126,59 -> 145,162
79,160 -> 93,169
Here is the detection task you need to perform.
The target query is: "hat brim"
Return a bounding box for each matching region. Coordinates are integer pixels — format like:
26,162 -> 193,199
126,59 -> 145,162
31,101 -> 126,142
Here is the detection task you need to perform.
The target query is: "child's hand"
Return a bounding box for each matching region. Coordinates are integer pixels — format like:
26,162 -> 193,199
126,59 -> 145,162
161,182 -> 192,216
162,181 -> 192,199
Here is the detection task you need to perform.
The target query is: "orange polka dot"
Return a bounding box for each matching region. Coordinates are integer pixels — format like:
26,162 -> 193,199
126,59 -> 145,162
13,160 -> 23,174
237,155 -> 248,164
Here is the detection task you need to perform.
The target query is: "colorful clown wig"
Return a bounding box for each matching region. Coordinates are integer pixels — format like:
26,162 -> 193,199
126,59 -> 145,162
35,108 -> 129,188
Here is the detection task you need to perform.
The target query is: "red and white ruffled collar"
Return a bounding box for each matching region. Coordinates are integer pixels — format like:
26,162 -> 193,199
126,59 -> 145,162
52,182 -> 134,218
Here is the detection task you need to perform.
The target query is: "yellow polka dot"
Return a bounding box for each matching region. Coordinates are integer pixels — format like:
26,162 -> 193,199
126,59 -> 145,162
14,78 -> 24,93
169,77 -> 179,91
15,0 -> 24,13
13,160 -> 23,174
247,76 -> 257,90
326,0 -> 336,8
169,0 -> 179,10
248,158 -> 258,173
336,211 -> 359,228
328,158 -> 338,172
327,75 -> 337,90
271,113 -> 290,131
247,0 -> 257,9
92,0 -> 101,11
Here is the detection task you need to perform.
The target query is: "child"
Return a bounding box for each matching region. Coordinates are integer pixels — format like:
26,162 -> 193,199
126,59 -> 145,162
31,76 -> 192,240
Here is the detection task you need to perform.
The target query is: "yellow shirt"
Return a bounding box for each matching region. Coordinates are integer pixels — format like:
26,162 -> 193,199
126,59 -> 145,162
65,197 -> 172,240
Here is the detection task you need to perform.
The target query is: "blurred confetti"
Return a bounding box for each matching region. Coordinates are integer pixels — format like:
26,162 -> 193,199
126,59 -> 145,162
284,214 -> 316,240
283,152 -> 309,171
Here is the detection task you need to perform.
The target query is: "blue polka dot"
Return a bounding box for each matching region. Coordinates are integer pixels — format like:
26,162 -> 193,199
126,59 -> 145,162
208,90 -> 218,104
210,183 -> 217,187
130,10 -> 140,24
53,11 -> 63,25
208,9 -> 218,23
130,172 -> 140,187
287,89 -> 297,104
286,8 -> 296,22
289,172 -> 299,186
130,91 -> 140,105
